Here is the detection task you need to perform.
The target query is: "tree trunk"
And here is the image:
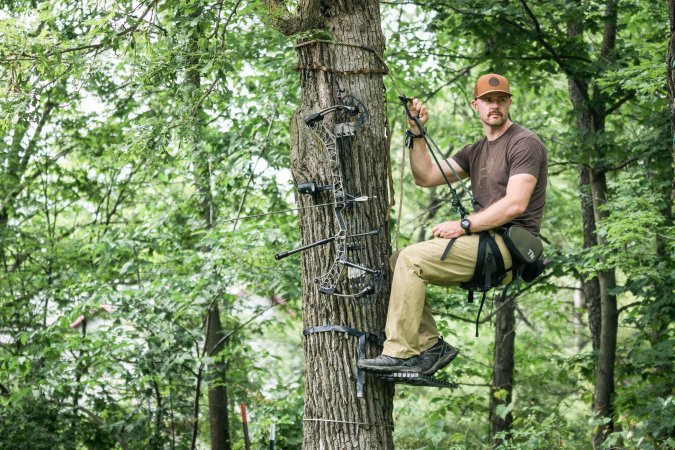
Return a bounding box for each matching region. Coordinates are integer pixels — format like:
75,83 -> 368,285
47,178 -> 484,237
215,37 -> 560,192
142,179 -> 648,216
578,166 -> 601,352
268,1 -> 395,448
668,0 -> 675,200
567,3 -> 620,445
567,5 -> 602,354
589,169 -> 618,447
186,16 -> 231,450
490,297 -> 515,443
589,3 -> 619,443
205,305 -> 231,450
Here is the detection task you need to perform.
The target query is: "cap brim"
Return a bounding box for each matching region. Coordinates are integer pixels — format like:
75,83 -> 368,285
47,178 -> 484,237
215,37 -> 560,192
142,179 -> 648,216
475,89 -> 512,99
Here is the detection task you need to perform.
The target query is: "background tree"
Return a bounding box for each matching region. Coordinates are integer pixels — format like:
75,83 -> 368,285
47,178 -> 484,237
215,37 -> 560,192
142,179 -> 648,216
670,0 -> 675,199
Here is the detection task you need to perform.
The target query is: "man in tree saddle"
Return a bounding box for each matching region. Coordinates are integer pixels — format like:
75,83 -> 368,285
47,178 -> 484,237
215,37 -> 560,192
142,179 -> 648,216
359,74 -> 548,375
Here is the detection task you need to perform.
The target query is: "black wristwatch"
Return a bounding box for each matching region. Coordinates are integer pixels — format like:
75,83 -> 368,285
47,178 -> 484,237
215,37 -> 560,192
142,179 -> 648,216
460,218 -> 472,236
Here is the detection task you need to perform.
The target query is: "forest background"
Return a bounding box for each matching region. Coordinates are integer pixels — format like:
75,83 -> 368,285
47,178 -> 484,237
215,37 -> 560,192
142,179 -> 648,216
0,1 -> 673,449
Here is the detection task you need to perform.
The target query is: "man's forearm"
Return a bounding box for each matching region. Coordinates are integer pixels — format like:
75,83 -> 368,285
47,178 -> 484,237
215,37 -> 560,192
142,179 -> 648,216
409,137 -> 435,186
409,134 -> 462,187
465,194 -> 527,233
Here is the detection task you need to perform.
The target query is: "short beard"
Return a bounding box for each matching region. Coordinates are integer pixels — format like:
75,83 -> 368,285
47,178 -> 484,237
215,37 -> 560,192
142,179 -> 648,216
483,114 -> 506,127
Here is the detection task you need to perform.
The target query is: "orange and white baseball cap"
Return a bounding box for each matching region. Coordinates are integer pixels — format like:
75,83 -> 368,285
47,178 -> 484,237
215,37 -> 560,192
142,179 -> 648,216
474,74 -> 511,98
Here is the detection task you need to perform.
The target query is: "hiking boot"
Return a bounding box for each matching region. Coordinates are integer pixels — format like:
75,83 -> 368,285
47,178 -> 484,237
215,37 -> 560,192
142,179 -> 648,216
419,337 -> 459,376
357,354 -> 422,374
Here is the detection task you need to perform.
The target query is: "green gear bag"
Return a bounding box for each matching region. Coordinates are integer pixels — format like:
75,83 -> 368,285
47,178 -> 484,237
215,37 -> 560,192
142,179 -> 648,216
501,225 -> 543,264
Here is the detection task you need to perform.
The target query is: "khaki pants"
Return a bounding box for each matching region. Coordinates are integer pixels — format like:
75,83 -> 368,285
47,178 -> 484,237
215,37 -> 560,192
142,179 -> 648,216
383,234 -> 513,358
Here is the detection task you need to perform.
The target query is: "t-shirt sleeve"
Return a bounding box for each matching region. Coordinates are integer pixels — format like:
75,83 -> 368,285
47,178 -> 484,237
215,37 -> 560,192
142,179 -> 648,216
451,144 -> 472,173
507,136 -> 546,179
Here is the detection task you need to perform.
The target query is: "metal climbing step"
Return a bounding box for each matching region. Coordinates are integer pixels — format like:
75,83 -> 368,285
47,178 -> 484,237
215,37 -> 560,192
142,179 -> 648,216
375,372 -> 458,389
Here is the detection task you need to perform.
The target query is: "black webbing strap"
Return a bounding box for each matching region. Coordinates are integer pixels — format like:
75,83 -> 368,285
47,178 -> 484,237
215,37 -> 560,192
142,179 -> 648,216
437,232 -> 507,336
473,233 -> 490,285
458,232 -> 492,290
440,238 -> 456,261
303,325 -> 383,398
484,234 -> 505,284
449,232 -> 507,336
474,234 -> 506,336
475,291 -> 487,337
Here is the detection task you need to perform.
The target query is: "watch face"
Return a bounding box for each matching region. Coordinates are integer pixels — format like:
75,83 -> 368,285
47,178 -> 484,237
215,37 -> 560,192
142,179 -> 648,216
461,219 -> 470,228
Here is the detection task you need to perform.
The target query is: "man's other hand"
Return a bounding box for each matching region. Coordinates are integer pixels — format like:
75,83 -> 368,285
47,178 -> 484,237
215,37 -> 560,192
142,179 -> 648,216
432,220 -> 465,239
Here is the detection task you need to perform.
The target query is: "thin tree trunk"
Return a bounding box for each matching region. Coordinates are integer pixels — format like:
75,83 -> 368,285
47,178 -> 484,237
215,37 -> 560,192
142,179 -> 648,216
205,305 -> 231,450
589,3 -> 619,445
268,1 -> 395,448
579,166 -> 601,351
186,15 -> 231,450
668,0 -> 675,200
490,297 -> 515,443
567,2 -> 620,444
567,3 -> 602,354
589,169 -> 618,447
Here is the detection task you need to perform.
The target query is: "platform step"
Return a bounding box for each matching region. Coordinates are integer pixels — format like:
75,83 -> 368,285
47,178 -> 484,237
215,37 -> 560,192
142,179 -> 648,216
375,372 -> 458,389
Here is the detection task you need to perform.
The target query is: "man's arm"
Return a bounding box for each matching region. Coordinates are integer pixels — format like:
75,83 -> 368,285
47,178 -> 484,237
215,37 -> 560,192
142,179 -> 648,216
406,98 -> 468,187
431,173 -> 537,238
409,137 -> 468,187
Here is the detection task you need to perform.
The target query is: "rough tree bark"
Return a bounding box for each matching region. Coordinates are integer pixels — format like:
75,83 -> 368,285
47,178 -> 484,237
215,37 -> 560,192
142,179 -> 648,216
566,8 -> 602,354
669,0 -> 675,201
204,304 -> 230,450
589,168 -> 618,447
267,1 -> 395,448
566,1 -> 619,446
490,297 -> 515,442
661,4 -> 675,355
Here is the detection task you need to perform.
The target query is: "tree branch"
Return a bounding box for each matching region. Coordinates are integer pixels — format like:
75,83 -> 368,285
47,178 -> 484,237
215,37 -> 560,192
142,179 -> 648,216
1,0 -> 158,62
617,301 -> 642,315
518,1 -> 574,76
422,61 -> 481,101
605,92 -> 634,116
605,155 -> 640,172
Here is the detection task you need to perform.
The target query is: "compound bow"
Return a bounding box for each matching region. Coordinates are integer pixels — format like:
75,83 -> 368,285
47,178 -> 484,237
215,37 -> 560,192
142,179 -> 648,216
275,92 -> 383,299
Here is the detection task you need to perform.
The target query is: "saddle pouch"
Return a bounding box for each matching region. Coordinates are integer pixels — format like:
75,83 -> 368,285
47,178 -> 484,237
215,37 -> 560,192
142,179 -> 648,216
521,257 -> 546,282
501,225 -> 543,264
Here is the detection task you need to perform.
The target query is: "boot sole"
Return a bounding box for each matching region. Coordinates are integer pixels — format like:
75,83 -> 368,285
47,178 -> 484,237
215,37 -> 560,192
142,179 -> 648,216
357,363 -> 421,374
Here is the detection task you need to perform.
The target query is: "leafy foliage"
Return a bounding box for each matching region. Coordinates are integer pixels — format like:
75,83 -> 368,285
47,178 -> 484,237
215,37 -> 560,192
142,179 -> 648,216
0,0 -> 671,449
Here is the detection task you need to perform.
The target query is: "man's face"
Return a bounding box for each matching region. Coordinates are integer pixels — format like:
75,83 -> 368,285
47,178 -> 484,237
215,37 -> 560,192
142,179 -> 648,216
472,93 -> 512,127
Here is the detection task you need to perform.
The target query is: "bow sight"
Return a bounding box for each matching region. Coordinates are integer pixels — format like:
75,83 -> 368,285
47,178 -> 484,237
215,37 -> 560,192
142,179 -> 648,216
297,181 -> 334,203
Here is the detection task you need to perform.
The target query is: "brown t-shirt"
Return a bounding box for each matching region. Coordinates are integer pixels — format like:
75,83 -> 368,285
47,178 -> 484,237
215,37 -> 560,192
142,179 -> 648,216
452,123 -> 548,235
